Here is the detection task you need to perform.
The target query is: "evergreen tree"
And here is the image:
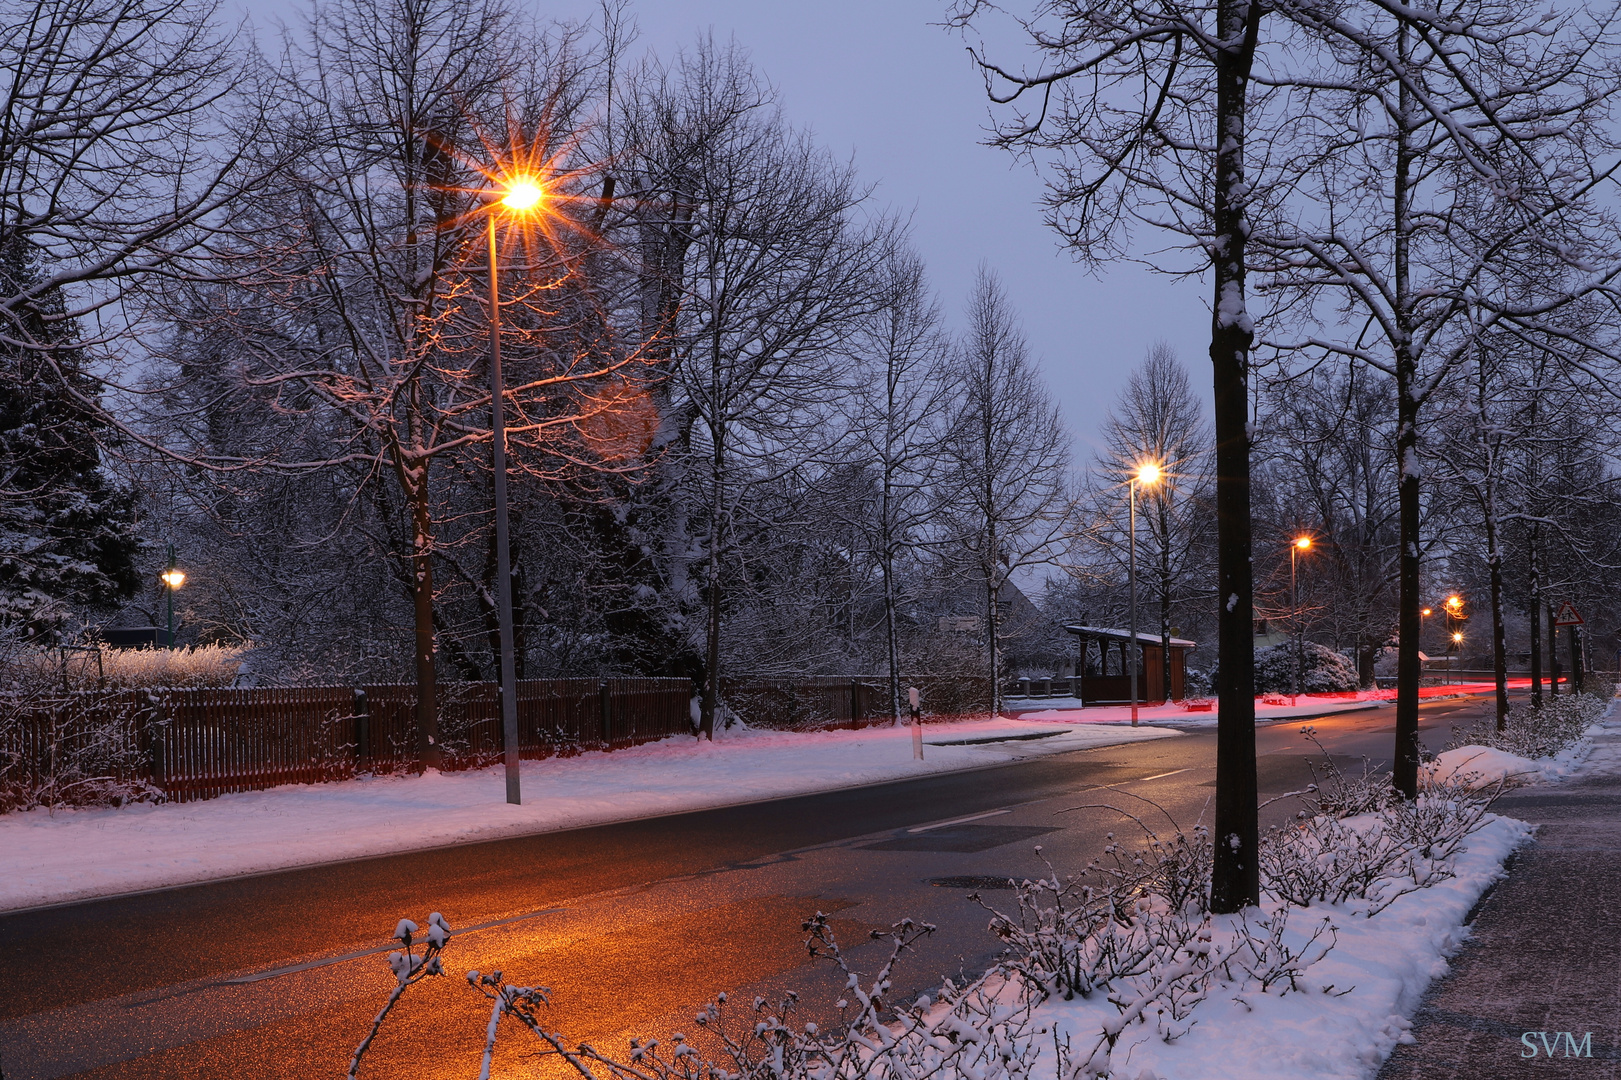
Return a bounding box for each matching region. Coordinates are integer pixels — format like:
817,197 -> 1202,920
0,239 -> 140,639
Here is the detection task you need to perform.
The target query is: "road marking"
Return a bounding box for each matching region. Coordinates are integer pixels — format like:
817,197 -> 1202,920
907,808 -> 1012,833
1130,768 -> 1190,783
220,906 -> 568,985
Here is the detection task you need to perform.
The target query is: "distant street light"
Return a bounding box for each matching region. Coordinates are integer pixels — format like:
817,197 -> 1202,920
485,174 -> 549,807
1291,536 -> 1312,696
1129,462 -> 1162,726
161,544 -> 184,650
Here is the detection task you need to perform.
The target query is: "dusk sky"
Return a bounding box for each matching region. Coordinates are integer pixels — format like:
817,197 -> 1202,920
239,0 -> 1214,458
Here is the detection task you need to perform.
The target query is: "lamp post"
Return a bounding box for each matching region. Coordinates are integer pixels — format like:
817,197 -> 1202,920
485,177 -> 544,806
1129,463 -> 1162,726
160,544 -> 185,649
1291,536 -> 1311,696
1444,595 -> 1464,687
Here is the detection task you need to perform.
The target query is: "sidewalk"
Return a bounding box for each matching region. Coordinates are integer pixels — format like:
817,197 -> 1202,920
1379,707 -> 1621,1078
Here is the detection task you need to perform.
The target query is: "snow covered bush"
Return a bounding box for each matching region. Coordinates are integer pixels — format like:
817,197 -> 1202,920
1259,730 -> 1499,915
1256,642 -> 1358,694
0,687 -> 161,811
1444,688 -> 1609,761
0,644 -> 245,691
1209,642 -> 1359,695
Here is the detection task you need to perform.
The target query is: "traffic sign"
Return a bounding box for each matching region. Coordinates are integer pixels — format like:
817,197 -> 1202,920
1554,601 -> 1584,626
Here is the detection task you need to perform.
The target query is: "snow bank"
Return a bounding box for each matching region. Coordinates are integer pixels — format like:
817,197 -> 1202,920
1424,746 -> 1550,788
0,717 -> 1179,912
1029,815 -> 1531,1080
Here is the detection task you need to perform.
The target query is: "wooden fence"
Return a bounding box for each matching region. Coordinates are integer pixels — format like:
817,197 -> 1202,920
719,674 -> 993,730
0,678 -> 694,808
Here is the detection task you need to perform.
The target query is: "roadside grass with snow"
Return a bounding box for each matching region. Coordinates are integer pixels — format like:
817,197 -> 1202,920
0,715 -> 1180,912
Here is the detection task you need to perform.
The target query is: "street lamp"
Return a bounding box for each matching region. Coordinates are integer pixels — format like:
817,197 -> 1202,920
1291,536 -> 1312,696
1451,630 -> 1464,685
1129,462 -> 1162,726
160,544 -> 184,650
485,174 -> 548,806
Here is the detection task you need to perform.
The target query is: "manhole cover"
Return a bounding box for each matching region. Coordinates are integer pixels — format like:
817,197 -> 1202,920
927,875 -> 1021,890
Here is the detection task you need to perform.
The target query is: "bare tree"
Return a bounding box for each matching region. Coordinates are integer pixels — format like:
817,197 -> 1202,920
1254,366 -> 1403,687
940,267 -> 1071,720
950,0 -> 1278,909
846,244 -> 955,721
1256,0 -> 1621,794
182,0 -> 646,766
619,40 -> 891,738
1087,345 -> 1213,701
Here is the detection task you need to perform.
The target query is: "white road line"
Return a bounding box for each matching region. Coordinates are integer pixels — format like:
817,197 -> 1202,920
1131,768 -> 1190,783
907,808 -> 1012,833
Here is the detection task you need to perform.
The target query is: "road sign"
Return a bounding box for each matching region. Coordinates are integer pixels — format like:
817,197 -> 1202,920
1554,601 -> 1584,626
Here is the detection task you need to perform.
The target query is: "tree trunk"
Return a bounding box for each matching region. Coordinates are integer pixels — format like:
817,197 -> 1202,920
408,478 -> 440,772
1548,599 -> 1561,697
1208,0 -> 1262,914
700,445 -> 722,740
1485,519 -> 1509,730
1391,23 -> 1422,800
1528,526 -> 1542,709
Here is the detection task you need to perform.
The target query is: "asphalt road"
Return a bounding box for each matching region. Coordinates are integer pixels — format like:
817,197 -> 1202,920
0,694 -> 1501,1079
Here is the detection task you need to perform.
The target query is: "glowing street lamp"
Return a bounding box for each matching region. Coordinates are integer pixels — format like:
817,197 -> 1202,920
1128,462 -> 1161,726
485,174 -> 547,807
1291,536 -> 1313,696
161,543 -> 184,650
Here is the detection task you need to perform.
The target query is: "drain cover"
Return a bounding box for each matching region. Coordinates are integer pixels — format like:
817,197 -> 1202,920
927,875 -> 1021,890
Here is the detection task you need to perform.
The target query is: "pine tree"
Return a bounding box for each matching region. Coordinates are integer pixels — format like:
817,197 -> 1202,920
0,239 -> 140,640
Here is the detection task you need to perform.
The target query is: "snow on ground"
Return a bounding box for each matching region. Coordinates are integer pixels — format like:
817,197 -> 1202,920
1424,746 -> 1553,788
1026,814 -> 1532,1080
0,716 -> 1180,913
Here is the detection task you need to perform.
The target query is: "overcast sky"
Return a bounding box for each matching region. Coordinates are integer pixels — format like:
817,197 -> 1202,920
239,0 -> 1213,460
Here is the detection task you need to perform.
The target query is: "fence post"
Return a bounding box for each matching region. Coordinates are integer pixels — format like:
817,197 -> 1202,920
353,688 -> 370,765
599,681 -> 612,748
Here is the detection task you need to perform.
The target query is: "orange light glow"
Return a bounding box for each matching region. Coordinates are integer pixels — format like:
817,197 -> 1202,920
1294,536 -> 1312,550
1422,608 -> 1432,616
161,570 -> 185,589
500,178 -> 544,211
1452,632 -> 1463,643
1135,462 -> 1162,486
1446,594 -> 1462,611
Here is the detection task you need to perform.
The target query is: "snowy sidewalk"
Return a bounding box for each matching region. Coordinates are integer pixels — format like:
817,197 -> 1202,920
0,716 -> 1179,913
1380,706 -> 1621,1078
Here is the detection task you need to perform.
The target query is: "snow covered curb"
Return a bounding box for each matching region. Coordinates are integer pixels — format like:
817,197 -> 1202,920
1028,814 -> 1532,1080
0,717 -> 1180,912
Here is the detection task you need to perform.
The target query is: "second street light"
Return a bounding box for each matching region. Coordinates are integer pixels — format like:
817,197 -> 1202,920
1129,462 -> 1161,726
1291,535 -> 1311,696
485,176 -> 545,806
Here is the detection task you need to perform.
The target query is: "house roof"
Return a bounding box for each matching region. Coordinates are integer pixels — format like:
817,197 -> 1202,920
1063,625 -> 1197,648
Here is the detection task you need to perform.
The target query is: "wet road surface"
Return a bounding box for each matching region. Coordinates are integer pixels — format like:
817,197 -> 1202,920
0,694 -> 1500,1078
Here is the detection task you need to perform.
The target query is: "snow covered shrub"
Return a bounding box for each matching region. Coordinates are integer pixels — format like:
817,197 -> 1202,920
1209,642 -> 1359,695
1445,689 -> 1608,761
1259,732 -> 1499,915
0,644 -> 245,691
0,688 -> 162,811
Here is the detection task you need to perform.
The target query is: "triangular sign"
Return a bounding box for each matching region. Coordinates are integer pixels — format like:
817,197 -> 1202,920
1554,601 -> 1584,626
